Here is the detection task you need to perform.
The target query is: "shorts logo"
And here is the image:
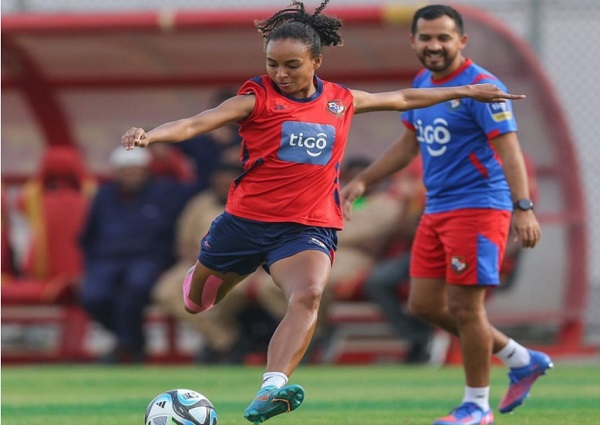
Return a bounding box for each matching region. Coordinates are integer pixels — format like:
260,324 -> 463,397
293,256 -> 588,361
308,237 -> 326,249
278,121 -> 335,165
451,256 -> 467,273
327,100 -> 346,117
487,102 -> 513,122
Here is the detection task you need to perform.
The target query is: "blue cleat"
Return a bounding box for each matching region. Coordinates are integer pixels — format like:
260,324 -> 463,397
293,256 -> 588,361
499,349 -> 553,413
244,384 -> 305,424
433,402 -> 494,425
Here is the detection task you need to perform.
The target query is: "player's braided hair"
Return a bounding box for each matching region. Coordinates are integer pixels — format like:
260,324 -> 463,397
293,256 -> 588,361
255,1 -> 343,57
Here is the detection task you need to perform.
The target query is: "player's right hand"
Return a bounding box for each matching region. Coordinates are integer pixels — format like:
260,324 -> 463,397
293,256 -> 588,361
340,179 -> 366,221
121,127 -> 149,150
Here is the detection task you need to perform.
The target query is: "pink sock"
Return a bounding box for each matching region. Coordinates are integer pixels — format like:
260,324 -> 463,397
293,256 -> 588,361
182,266 -> 224,313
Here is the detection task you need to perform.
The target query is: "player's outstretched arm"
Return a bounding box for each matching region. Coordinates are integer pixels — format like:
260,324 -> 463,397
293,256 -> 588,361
352,83 -> 525,114
121,94 -> 255,150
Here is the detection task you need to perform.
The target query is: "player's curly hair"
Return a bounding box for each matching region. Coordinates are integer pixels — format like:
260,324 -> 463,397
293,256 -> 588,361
255,0 -> 343,57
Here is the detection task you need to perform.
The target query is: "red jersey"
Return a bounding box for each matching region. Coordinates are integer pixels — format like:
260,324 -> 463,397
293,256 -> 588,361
225,75 -> 355,230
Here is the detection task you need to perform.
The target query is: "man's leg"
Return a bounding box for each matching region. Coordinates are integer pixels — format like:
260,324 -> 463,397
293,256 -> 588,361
446,284 -> 493,387
409,279 -> 494,425
409,278 -> 552,420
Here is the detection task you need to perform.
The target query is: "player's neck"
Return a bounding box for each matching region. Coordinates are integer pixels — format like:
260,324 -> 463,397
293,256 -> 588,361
431,56 -> 467,81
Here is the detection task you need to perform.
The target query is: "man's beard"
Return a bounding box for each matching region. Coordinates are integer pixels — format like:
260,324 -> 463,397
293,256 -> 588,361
419,51 -> 455,73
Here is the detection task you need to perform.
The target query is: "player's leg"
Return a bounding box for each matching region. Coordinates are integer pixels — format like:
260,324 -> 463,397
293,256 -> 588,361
183,212 -> 259,315
410,210 -> 497,425
408,278 -> 519,353
243,249 -> 331,424
183,259 -> 249,314
154,263 -> 257,363
409,276 -> 553,417
265,249 -> 331,374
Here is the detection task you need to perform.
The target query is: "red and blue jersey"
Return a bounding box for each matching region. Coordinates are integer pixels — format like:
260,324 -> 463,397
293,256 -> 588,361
401,58 -> 516,214
225,75 -> 355,230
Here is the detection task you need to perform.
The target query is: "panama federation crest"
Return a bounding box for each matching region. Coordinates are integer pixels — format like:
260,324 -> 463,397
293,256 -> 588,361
327,100 -> 345,117
451,256 -> 467,273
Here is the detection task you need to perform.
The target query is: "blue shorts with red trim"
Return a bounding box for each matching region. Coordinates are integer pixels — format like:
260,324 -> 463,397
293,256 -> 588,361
199,212 -> 337,275
410,208 -> 511,285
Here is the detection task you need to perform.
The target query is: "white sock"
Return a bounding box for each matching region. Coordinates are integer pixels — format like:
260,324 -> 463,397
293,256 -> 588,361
261,372 -> 288,389
495,339 -> 531,368
463,386 -> 490,411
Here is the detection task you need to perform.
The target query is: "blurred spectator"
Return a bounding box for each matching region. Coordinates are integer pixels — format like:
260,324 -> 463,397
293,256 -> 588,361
327,156 -> 403,300
361,160 -> 435,363
152,162 -> 286,363
148,143 -> 196,184
78,147 -> 191,363
176,90 -> 243,192
312,156 -> 403,353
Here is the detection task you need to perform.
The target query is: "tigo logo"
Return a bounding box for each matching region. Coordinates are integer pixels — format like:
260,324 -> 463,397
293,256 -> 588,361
278,121 -> 335,165
415,118 -> 451,157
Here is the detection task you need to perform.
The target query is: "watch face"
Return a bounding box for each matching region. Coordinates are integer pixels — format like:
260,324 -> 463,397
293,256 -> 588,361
516,199 -> 534,210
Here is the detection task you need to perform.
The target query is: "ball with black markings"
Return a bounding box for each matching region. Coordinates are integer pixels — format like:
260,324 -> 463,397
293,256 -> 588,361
145,389 -> 217,425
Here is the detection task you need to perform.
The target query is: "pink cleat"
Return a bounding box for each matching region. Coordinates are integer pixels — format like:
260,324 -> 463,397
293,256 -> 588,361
433,403 -> 494,425
499,349 -> 553,413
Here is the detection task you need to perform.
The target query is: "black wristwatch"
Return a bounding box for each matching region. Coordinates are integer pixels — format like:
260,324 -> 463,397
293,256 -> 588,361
513,199 -> 534,211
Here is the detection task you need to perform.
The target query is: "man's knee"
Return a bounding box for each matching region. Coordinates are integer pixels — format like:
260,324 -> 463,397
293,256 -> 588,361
408,298 -> 439,322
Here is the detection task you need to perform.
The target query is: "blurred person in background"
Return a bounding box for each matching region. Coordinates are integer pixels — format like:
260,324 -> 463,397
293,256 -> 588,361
176,90 -> 243,193
361,160 -> 436,364
342,5 -> 551,425
78,147 -> 191,364
327,155 -> 403,299
148,143 -> 197,184
152,162 -> 286,364
312,155 -> 404,356
120,0 -> 523,422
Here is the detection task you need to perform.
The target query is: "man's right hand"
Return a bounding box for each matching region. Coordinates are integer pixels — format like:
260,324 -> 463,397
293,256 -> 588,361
341,179 -> 366,221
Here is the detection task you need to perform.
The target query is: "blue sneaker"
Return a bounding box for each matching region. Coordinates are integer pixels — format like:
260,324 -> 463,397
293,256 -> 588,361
499,349 -> 553,413
433,402 -> 494,425
244,384 -> 305,424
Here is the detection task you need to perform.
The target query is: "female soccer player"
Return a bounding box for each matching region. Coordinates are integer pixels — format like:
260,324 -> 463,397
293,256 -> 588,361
121,1 -> 524,424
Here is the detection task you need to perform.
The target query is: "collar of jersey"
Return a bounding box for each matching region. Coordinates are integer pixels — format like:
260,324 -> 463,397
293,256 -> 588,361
429,58 -> 473,85
270,75 -> 323,102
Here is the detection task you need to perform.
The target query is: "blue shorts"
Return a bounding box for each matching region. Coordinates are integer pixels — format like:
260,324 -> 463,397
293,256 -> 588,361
199,212 -> 338,275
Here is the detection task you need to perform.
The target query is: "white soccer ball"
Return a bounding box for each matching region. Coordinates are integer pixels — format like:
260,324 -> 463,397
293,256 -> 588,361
145,389 -> 218,425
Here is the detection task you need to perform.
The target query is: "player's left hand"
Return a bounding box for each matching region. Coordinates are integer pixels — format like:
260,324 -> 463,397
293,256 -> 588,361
469,83 -> 526,103
512,210 -> 541,248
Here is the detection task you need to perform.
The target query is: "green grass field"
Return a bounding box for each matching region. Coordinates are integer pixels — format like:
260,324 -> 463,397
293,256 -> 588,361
2,363 -> 599,424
